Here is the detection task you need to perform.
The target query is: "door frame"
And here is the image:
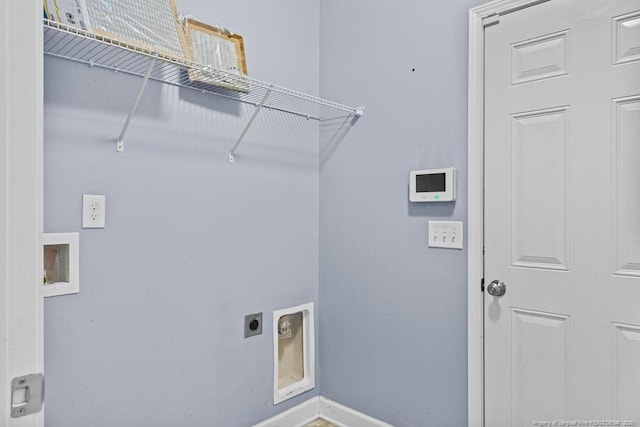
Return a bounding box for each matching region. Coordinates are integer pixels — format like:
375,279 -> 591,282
467,1 -> 551,426
0,0 -> 44,425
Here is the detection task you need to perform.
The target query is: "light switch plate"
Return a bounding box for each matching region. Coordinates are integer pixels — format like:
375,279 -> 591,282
428,221 -> 463,249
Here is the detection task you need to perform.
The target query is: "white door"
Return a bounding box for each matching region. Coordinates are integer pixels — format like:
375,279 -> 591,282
484,0 -> 640,425
0,1 -> 44,425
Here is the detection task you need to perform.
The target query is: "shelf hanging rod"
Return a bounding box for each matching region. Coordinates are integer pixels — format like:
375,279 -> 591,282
116,58 -> 156,152
228,85 -> 274,163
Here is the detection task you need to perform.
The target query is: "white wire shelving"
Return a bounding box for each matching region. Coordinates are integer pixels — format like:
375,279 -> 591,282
43,19 -> 364,162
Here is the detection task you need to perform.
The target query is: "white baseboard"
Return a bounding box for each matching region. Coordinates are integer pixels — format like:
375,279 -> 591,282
318,397 -> 393,427
253,397 -> 320,427
254,396 -> 393,427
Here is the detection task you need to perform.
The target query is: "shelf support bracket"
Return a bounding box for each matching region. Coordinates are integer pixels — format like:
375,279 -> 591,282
116,58 -> 157,152
228,86 -> 274,163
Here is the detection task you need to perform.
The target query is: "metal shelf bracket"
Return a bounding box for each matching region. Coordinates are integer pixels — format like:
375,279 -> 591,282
116,58 -> 157,152
228,85 -> 274,163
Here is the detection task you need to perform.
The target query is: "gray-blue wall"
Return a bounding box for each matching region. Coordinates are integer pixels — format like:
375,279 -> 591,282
45,1 -> 485,426
318,1 -> 483,426
44,2 -> 320,426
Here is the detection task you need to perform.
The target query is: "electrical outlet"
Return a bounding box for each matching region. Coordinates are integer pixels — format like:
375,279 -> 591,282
82,194 -> 106,228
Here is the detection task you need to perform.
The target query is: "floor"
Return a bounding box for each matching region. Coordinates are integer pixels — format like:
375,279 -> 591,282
303,419 -> 337,427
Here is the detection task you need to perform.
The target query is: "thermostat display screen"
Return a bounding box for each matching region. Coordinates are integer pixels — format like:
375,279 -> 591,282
409,167 -> 456,202
416,173 -> 445,193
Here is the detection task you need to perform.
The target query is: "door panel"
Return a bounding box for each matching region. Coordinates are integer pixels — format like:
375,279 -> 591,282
484,0 -> 640,425
613,96 -> 640,277
511,30 -> 570,85
612,323 -> 640,419
511,309 -> 570,426
613,11 -> 640,65
511,107 -> 569,270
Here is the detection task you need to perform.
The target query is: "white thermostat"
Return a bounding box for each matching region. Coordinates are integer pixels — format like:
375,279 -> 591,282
409,167 -> 456,202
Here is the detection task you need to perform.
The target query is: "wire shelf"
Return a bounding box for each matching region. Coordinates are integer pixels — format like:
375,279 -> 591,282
43,19 -> 363,121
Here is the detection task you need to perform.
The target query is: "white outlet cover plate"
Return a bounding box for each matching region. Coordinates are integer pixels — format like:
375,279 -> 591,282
428,221 -> 463,249
82,194 -> 106,228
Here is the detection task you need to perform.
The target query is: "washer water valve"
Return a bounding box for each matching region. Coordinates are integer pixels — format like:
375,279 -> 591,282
278,316 -> 292,339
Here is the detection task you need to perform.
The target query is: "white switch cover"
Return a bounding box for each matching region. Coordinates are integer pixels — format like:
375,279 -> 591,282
82,194 -> 106,228
428,221 -> 463,249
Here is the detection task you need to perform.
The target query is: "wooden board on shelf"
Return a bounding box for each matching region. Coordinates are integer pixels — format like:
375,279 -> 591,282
182,17 -> 249,93
84,0 -> 187,59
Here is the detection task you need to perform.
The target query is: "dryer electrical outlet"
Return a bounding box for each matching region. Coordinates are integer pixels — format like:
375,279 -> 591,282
244,313 -> 263,338
428,221 -> 463,249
